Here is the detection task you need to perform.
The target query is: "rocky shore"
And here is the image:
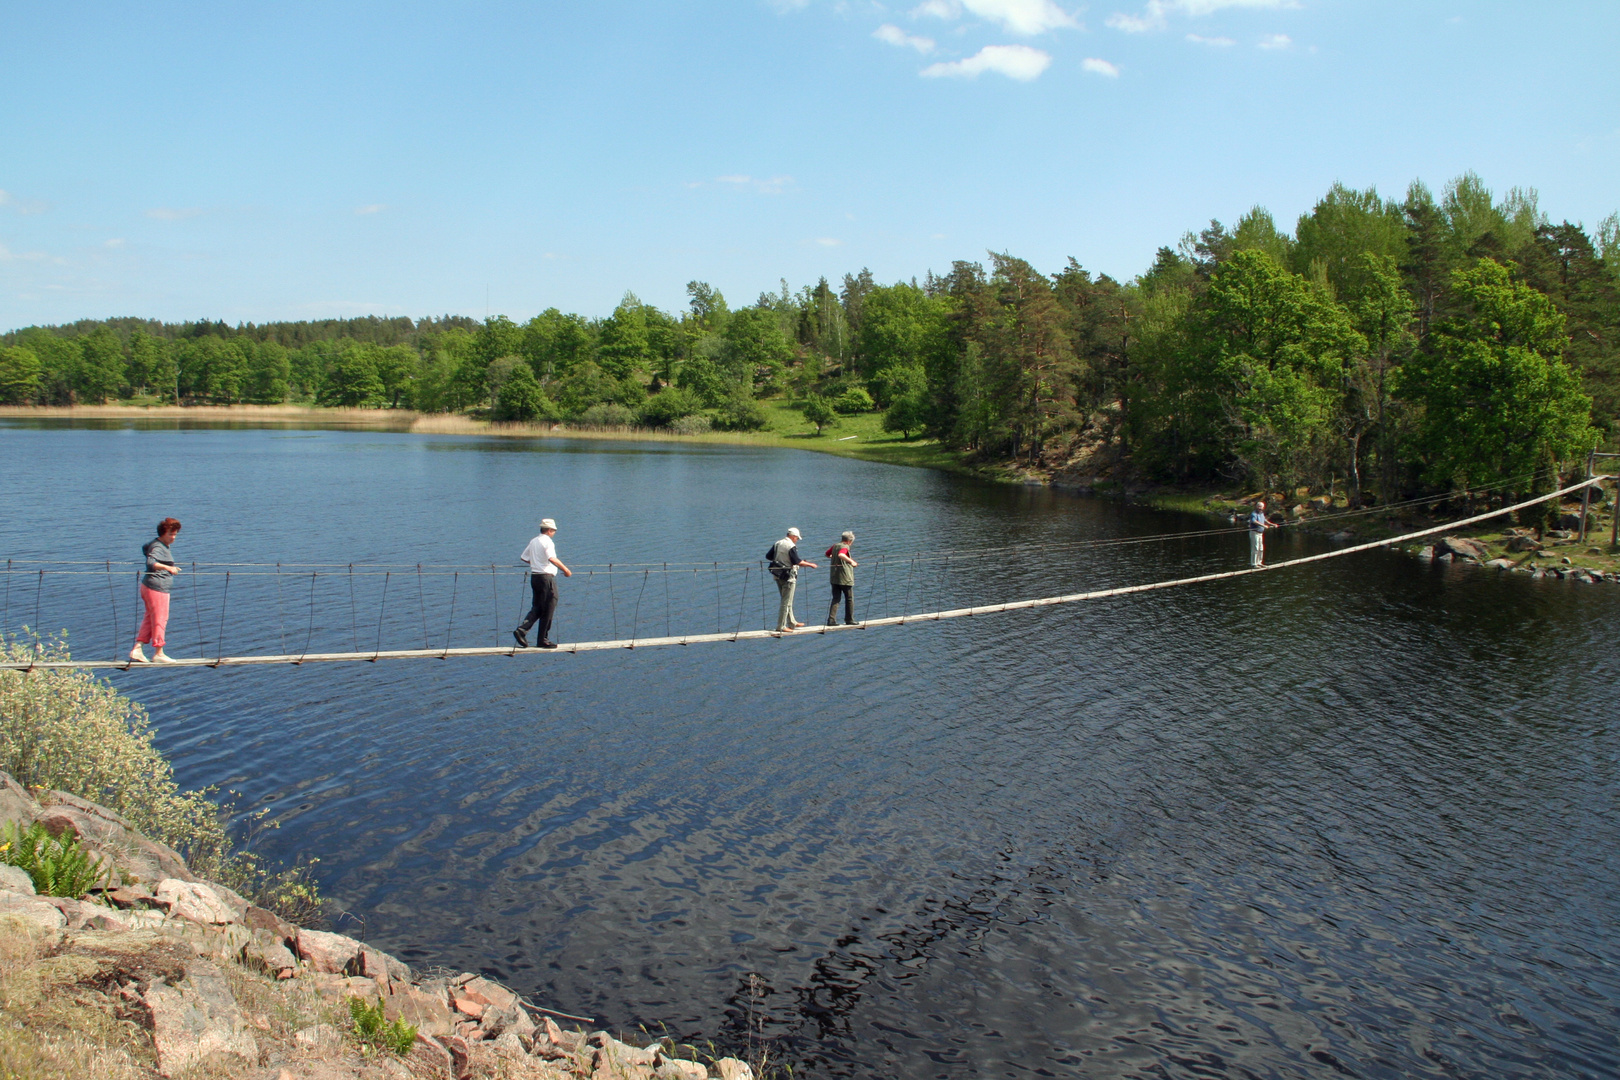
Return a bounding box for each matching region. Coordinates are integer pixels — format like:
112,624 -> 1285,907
0,773 -> 758,1080
1410,532 -> 1620,582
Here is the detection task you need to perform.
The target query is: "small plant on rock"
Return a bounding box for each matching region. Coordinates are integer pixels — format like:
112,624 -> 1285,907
0,820 -> 109,898
347,995 -> 417,1056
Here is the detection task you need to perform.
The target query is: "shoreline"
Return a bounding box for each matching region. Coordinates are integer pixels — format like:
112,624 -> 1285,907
0,402 -> 996,481
7,404 -> 1614,574
0,766 -> 756,1079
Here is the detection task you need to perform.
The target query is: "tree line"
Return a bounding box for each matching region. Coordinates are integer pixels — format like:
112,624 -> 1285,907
3,172 -> 1616,502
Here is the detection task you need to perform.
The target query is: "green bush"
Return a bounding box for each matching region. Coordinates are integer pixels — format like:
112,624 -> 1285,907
638,387 -> 702,428
713,395 -> 767,431
670,414 -> 712,436
882,391 -> 930,439
833,386 -> 875,415
576,402 -> 636,427
0,820 -> 109,898
0,638 -> 227,871
493,365 -> 558,422
801,395 -> 838,434
348,995 -> 417,1056
0,637 -> 322,922
218,849 -> 325,928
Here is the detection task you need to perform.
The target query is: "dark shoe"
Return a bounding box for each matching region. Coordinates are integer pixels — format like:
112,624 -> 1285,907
512,628 -> 529,648
844,620 -> 857,626
827,620 -> 838,627
538,639 -> 558,649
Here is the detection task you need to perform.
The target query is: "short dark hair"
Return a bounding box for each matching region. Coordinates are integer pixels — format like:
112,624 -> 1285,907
157,517 -> 182,536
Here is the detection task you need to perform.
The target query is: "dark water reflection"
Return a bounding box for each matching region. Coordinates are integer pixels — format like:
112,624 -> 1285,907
3,421 -> 1617,1079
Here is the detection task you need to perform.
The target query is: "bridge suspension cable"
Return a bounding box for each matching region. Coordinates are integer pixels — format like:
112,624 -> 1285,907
1,477 -> 1600,672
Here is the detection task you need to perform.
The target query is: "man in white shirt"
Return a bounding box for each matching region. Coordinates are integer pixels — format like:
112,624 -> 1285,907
1248,500 -> 1277,567
515,518 -> 572,649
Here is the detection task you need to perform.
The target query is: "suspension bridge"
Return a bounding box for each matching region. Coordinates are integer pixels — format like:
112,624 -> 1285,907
1,478 -> 1604,672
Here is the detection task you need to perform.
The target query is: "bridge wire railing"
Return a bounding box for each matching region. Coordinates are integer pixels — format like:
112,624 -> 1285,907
1,471 -> 1599,669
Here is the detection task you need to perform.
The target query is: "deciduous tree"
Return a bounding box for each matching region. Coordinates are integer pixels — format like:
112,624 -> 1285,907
1401,258 -> 1596,490
0,346 -> 41,404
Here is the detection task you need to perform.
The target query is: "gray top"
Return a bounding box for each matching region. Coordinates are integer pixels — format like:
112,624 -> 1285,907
142,538 -> 176,592
770,538 -> 803,581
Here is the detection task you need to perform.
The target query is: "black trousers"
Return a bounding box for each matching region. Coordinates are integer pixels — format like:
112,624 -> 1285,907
520,573 -> 558,641
828,584 -> 854,624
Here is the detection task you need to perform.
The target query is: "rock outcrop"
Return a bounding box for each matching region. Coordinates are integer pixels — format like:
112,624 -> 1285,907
1436,536 -> 1491,562
0,771 -> 762,1080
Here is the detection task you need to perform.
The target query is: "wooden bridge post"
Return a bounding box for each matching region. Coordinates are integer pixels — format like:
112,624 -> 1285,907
1579,447 -> 1595,542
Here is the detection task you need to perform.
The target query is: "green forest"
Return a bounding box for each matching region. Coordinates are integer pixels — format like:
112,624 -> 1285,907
3,173 -> 1617,503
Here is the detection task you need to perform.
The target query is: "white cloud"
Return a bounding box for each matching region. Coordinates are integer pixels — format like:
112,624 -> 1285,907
965,0 -> 1078,34
0,189 -> 50,215
355,204 -> 387,215
1257,32 -> 1291,48
1186,32 -> 1234,44
875,23 -> 936,51
105,238 -> 125,248
0,242 -> 52,262
922,43 -> 1052,80
914,0 -> 1079,34
1107,0 -> 1296,33
1082,56 -> 1121,76
1105,11 -> 1157,31
1178,0 -> 1296,12
714,174 -> 795,193
815,237 -> 844,247
145,207 -> 207,221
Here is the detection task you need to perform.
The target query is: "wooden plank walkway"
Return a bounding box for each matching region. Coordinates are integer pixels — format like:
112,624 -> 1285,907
2,479 -> 1601,671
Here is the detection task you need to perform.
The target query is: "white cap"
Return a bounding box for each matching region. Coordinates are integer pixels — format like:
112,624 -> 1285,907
787,527 -> 800,538
541,518 -> 557,531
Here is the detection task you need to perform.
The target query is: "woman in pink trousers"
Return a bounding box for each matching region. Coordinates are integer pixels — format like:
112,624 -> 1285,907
131,518 -> 182,663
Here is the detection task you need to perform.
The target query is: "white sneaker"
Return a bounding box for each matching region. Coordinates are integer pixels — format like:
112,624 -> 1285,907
128,646 -> 147,663
152,650 -> 177,664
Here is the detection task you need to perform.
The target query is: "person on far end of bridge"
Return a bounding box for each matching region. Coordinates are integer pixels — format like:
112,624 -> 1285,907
1249,500 -> 1278,567
130,517 -> 182,664
767,527 -> 816,633
514,518 -> 571,649
825,531 -> 858,626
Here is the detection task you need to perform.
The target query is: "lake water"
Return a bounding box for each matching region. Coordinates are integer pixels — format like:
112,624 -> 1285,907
3,420 -> 1617,1079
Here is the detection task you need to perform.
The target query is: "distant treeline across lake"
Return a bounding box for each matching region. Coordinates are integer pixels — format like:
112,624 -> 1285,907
4,172 -> 1617,506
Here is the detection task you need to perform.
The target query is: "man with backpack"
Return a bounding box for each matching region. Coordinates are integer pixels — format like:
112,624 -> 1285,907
767,527 -> 816,633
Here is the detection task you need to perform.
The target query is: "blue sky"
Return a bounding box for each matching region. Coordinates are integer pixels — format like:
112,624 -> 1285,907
1,0 -> 1616,329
